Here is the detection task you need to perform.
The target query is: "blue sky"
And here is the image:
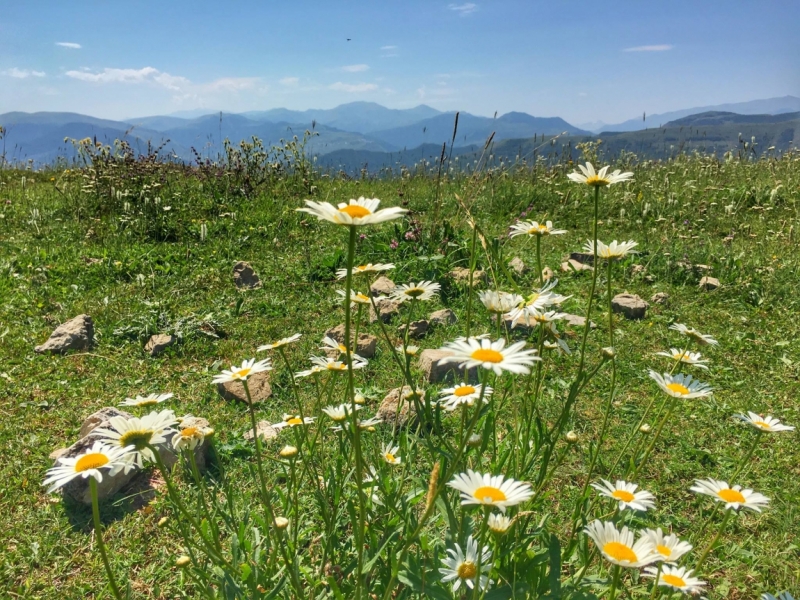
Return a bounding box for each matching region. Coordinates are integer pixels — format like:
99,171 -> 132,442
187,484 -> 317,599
1,0 -> 798,125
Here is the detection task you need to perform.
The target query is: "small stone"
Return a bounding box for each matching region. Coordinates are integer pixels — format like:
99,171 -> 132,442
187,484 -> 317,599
233,261 -> 262,290
694,264 -> 712,273
611,293 -> 649,320
562,313 -> 597,329
79,407 -> 133,439
370,276 -> 396,297
243,421 -> 279,442
398,319 -> 429,339
699,276 -> 720,291
369,298 -> 399,323
541,266 -> 554,281
449,267 -> 487,286
35,314 -> 94,354
508,257 -> 528,275
650,292 -> 670,306
630,264 -> 646,275
419,349 -> 477,383
429,308 -> 457,326
377,386 -> 426,428
561,259 -> 592,273
49,447 -> 69,461
145,334 -> 175,357
216,370 -> 272,404
324,324 -> 379,358
569,252 -> 595,265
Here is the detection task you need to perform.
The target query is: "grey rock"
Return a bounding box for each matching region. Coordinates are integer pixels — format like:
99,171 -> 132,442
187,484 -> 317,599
450,267 -> 487,286
699,276 -> 720,291
508,257 -> 528,275
562,313 -> 597,329
377,386 -> 426,428
145,334 -> 175,357
243,420 -> 279,443
79,407 -> 133,439
369,298 -> 399,323
216,370 -> 272,404
569,252 -> 595,265
650,292 -> 670,306
49,447 -> 69,461
429,308 -> 457,326
561,259 -> 592,273
611,293 -> 649,320
35,314 -> 94,354
370,276 -> 396,297
419,349 -> 478,383
398,319 -> 429,339
541,266 -> 555,281
233,261 -> 262,290
324,324 -> 379,358
630,264 -> 646,276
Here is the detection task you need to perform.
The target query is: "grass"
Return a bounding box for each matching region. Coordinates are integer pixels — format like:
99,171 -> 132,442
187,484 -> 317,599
0,148 -> 799,598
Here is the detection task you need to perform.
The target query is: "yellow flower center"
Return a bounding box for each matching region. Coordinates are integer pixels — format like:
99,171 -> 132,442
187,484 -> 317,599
337,344 -> 347,352
75,453 -> 110,472
585,175 -> 610,187
287,417 -> 304,426
339,204 -> 371,218
474,486 -> 507,503
717,488 -> 746,503
404,287 -> 426,298
119,429 -> 154,450
454,386 -> 476,397
525,293 -> 540,306
181,427 -> 200,438
602,541 -> 638,563
660,574 -> 687,588
666,382 -> 690,395
457,561 -> 478,579
656,544 -> 672,558
611,490 -> 635,503
753,420 -> 770,429
385,453 -> 396,463
354,293 -> 369,302
328,363 -> 346,370
356,265 -> 368,271
234,367 -> 252,379
471,349 -> 503,363
136,399 -> 159,407
673,352 -> 688,361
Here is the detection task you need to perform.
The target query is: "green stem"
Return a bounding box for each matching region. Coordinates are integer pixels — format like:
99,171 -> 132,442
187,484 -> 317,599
695,508 -> 734,570
535,234 -> 543,285
576,185 -> 601,376
89,478 -> 124,600
649,563 -> 663,600
608,564 -> 621,600
465,224 -> 479,338
731,432 -> 761,481
631,399 -> 676,479
243,380 -> 277,529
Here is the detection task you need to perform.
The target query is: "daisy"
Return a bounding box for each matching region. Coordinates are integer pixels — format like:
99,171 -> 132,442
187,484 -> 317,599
504,280 -> 571,325
173,424 -> 212,451
438,383 -> 493,411
257,333 -> 302,352
669,323 -> 718,346
643,565 -> 706,595
478,290 -> 524,314
567,162 -> 634,187
311,354 -> 368,371
381,443 -> 401,465
655,348 -> 710,369
336,289 -> 372,306
584,520 -> 659,568
390,281 -> 441,303
690,479 -> 770,512
439,337 -> 540,376
332,416 -> 382,432
591,479 -> 656,512
395,345 -> 419,356
212,358 -> 272,384
120,392 -> 173,408
294,365 -> 326,378
439,536 -> 492,593
487,513 -> 512,534
648,371 -> 713,399
508,220 -> 567,237
297,197 -> 407,227
513,309 -> 568,329
642,528 -> 693,564
321,403 -> 362,422
583,239 -> 639,260
42,441 -> 135,493
736,411 -> 795,433
448,470 -> 534,512
336,263 -> 395,279
320,336 -> 366,362
273,414 -> 316,430
93,409 -> 178,468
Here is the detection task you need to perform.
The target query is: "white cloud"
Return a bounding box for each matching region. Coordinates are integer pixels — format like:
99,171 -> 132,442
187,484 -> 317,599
448,3 -> 477,16
380,45 -> 397,51
65,66 -> 178,85
340,64 -> 369,73
279,76 -> 300,86
1,68 -> 46,79
623,44 -> 673,52
329,82 -> 378,93
202,77 -> 259,92
56,42 -> 82,49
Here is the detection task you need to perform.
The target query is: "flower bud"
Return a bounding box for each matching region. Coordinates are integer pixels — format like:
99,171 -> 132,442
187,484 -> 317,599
175,556 -> 191,568
467,433 -> 483,448
601,347 -> 616,359
157,516 -> 169,528
274,517 -> 289,530
279,445 -> 298,458
565,431 -> 579,444
639,423 -> 652,434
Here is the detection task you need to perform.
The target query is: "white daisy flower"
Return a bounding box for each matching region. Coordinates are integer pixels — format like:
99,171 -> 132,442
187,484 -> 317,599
583,239 -> 639,260
273,414 -> 316,430
643,565 -> 706,595
648,371 -> 713,399
297,197 -> 407,227
172,424 -> 212,451
669,323 -> 718,346
294,365 -> 326,378
736,411 -> 795,433
448,469 -> 534,512
336,262 -> 395,279
584,520 -> 659,568
655,348 -> 710,369
381,443 -> 401,465
512,309 -> 568,329
319,336 -> 367,362
504,280 -> 571,326
591,479 -> 656,512
642,528 -> 693,564
395,345 -> 419,356
332,415 -> 382,432
690,479 -> 770,512
120,393 -> 173,408
93,409 -> 178,468
508,220 -> 567,237
42,441 -> 135,493
310,355 -> 368,372
487,513 -> 512,534
478,290 -> 524,314
439,536 -> 492,593
439,337 -> 540,376
212,358 -> 272,384
438,383 -> 493,411
336,289 -> 372,306
321,403 -> 362,422
390,280 -> 441,303
567,162 -> 633,187
257,333 -> 302,352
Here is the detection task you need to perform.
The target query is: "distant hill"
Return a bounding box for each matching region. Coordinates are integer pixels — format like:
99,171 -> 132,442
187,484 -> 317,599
599,96 -> 800,132
663,111 -> 800,127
